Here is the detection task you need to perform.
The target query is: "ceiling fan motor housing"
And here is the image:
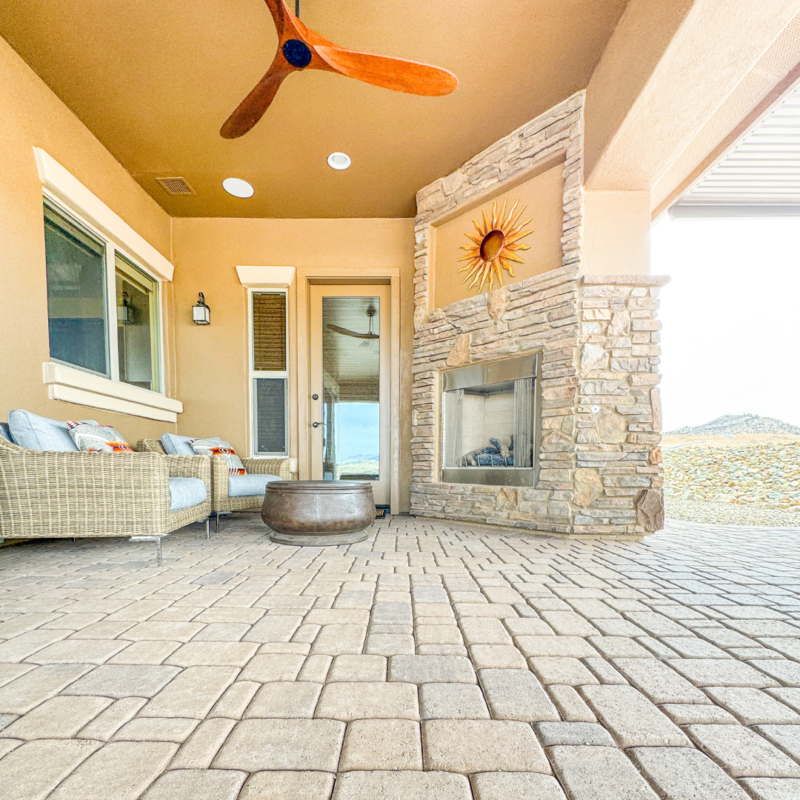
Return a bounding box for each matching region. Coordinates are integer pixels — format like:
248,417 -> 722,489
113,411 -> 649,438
283,39 -> 312,68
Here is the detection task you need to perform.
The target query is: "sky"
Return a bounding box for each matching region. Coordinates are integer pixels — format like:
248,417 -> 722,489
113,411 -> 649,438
326,402 -> 380,462
651,214 -> 800,431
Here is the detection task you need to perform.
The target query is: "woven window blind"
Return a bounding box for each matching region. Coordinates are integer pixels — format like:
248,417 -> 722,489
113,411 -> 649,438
253,293 -> 286,371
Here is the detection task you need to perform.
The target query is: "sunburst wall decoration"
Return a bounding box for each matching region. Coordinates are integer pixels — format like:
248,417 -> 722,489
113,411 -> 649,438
458,199 -> 533,293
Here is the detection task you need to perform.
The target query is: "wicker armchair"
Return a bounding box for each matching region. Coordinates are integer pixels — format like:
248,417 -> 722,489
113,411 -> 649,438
0,435 -> 211,562
137,439 -> 291,528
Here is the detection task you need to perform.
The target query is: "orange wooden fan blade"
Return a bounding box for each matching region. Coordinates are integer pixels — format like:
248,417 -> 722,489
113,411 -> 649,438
221,69 -> 287,139
314,45 -> 458,96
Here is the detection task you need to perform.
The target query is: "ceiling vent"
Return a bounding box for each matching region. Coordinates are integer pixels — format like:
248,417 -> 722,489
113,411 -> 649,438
155,177 -> 195,196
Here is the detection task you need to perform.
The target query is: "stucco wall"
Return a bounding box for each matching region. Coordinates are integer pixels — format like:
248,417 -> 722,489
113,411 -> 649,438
171,217 -> 416,512
432,162 -> 566,308
0,36 -> 176,442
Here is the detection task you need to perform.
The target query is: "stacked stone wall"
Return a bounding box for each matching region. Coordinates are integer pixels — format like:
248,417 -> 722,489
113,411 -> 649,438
410,91 -> 667,536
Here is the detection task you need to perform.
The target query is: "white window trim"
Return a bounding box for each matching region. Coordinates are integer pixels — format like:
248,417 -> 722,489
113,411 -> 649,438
37,148 -> 179,421
248,287 -> 290,458
236,265 -> 295,288
34,148 -> 174,281
43,362 -> 182,423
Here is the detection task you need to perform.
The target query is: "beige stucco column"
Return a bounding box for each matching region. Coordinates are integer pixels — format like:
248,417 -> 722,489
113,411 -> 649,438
582,191 -> 652,277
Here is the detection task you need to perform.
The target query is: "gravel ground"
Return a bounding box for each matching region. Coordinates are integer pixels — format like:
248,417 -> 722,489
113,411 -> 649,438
664,439 -> 800,527
665,496 -> 800,527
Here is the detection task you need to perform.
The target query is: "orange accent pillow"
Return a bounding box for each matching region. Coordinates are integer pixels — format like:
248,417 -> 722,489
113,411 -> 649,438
66,421 -> 134,453
190,437 -> 246,475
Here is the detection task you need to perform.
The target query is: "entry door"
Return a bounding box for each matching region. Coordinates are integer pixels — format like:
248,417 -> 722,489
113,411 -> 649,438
309,285 -> 391,506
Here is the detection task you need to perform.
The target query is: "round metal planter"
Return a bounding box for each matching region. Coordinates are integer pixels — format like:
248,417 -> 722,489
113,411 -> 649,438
261,480 -> 376,546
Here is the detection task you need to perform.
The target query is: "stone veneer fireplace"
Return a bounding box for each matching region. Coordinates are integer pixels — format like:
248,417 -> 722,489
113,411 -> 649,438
410,92 -> 668,537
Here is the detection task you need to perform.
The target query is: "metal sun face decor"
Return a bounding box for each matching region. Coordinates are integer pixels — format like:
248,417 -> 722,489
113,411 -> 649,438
458,199 -> 533,293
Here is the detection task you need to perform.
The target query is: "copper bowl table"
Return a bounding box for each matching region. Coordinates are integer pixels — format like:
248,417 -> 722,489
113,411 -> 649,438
261,480 -> 376,546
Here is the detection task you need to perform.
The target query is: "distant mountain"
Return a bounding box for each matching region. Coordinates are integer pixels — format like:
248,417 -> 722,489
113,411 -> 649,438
338,454 -> 379,465
668,414 -> 800,436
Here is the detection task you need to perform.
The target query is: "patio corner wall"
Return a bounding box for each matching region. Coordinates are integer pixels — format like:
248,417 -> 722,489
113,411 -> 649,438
410,92 -> 667,536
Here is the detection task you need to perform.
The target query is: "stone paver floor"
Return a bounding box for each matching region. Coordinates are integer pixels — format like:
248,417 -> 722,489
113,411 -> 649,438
0,515 -> 799,799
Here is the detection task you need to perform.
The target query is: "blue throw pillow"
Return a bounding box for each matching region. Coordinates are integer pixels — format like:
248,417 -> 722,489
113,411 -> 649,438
8,410 -> 97,451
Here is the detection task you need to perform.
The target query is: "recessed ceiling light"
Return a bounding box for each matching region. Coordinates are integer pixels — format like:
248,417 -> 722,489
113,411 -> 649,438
223,177 -> 254,198
327,152 -> 351,171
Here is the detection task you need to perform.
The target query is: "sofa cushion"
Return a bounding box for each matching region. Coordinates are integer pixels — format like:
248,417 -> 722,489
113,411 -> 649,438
8,410 -> 97,452
228,473 -> 282,497
161,433 -> 197,456
168,477 -> 207,511
0,423 -> 11,442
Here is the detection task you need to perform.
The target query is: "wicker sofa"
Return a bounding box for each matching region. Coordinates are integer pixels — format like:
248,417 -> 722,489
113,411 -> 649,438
137,436 -> 291,531
0,415 -> 211,563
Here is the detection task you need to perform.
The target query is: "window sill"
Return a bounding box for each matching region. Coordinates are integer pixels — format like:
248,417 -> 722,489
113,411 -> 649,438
43,362 -> 182,423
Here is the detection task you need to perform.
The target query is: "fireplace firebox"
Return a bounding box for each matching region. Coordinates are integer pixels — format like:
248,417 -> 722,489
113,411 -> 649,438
441,354 -> 539,487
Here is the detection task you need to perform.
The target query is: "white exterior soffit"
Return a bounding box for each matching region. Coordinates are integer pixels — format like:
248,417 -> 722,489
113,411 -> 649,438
236,266 -> 295,288
33,148 -> 174,281
43,362 -> 183,423
673,85 -> 800,218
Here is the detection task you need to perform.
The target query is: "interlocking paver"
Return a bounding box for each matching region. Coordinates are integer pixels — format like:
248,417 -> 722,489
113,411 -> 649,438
688,724 -> 800,777
471,771 -> 567,799
739,778 -> 800,800
535,721 -> 615,746
1,517 -> 800,796
705,688 -> 800,725
630,746 -> 750,799
316,681 -> 419,720
170,717 -> 237,768
755,724 -> 800,762
140,666 -> 238,719
239,653 -> 305,681
612,657 -> 709,703
0,739 -> 101,800
531,656 -> 598,686
581,684 -> 691,747
339,719 -> 423,770
2,695 -> 110,740
112,716 -> 198,742
244,681 -> 322,718
389,655 -> 476,684
420,682 -> 490,719
549,745 -> 659,799
209,680 -> 260,718
332,771 -> 471,800
214,718 -> 345,771
669,658 -> 778,688
141,768 -> 247,799
239,770 -> 335,799
49,741 -> 178,800
62,664 -> 180,698
423,720 -> 550,773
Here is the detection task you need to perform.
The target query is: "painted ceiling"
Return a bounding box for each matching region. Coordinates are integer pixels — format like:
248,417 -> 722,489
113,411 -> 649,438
0,0 -> 628,217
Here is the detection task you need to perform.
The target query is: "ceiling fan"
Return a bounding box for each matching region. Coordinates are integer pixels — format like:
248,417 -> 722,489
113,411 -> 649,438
221,0 -> 458,139
327,306 -> 379,347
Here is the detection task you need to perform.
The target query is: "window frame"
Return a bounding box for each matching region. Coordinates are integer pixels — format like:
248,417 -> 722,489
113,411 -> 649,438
248,287 -> 290,458
43,193 -> 165,395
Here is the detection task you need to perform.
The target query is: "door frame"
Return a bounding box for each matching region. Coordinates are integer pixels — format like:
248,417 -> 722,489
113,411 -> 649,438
295,271 -> 401,512
308,284 -> 391,504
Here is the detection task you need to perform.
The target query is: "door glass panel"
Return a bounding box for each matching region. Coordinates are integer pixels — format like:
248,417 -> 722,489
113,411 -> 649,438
322,296 -> 380,481
44,203 -> 108,375
115,254 -> 159,391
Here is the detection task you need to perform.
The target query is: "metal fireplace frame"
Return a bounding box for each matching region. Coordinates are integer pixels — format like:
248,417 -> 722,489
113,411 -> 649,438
440,352 -> 540,487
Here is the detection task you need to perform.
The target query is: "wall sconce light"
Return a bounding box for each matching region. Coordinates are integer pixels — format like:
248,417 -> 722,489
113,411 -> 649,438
117,291 -> 134,325
192,292 -> 211,325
